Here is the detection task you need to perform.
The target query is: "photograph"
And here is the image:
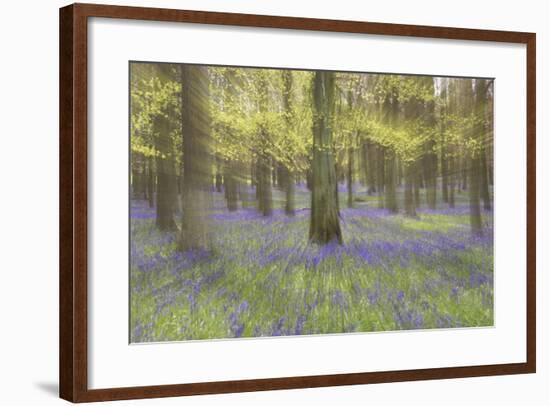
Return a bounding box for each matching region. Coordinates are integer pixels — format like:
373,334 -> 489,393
129,62 -> 494,343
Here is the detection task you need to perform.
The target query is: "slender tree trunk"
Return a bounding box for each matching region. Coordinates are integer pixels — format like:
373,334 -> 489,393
281,69 -> 295,216
461,156 -> 468,191
215,167 -> 223,193
131,153 -> 146,199
397,158 -> 403,187
467,78 -> 485,236
284,167 -> 295,216
376,145 -> 385,209
404,163 -> 416,217
440,85 -> 449,204
347,146 -> 354,208
424,143 -> 437,210
147,156 -> 155,208
272,160 -> 278,188
224,160 -> 239,211
258,151 -> 272,216
306,168 -> 313,191
360,141 -> 367,186
365,141 -> 376,195
448,155 -> 455,208
309,71 -> 342,244
385,149 -> 398,213
255,73 -> 273,217
179,65 -> 213,251
441,146 -> 449,203
469,154 -> 483,235
413,171 -> 420,209
479,147 -> 491,210
131,166 -> 140,199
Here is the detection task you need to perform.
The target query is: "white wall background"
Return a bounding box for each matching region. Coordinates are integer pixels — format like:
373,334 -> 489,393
0,0 -> 546,404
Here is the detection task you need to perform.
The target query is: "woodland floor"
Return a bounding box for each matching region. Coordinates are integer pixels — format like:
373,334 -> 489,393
130,184 -> 494,343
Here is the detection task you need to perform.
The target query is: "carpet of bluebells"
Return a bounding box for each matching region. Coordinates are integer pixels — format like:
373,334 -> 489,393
130,183 -> 493,343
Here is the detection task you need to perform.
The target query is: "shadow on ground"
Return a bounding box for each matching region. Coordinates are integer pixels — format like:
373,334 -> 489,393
35,382 -> 58,397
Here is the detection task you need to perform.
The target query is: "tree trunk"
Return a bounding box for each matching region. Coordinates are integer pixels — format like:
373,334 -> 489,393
215,173 -> 223,193
376,145 -> 385,209
397,158 -> 403,187
281,69 -> 295,216
469,154 -> 483,235
131,154 -> 146,199
385,149 -> 398,213
479,108 -> 492,211
224,160 -> 239,211
131,166 -> 140,199
448,155 -> 455,208
404,163 -> 416,217
256,72 -> 273,217
146,156 -> 155,208
414,171 -> 421,209
467,78 -> 485,236
365,141 -> 376,195
179,65 -> 213,252
309,71 -> 342,245
424,142 -> 437,210
306,168 -> 313,191
272,160 -> 278,189
257,151 -> 272,216
347,146 -> 354,208
461,157 -> 468,191
153,113 -> 177,231
479,147 -> 491,210
284,166 -> 295,216
441,146 -> 449,203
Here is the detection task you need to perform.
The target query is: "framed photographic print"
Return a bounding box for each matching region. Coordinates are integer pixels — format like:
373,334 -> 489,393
59,3 -> 536,402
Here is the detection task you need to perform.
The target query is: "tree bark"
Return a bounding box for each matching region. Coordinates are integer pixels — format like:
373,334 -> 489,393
364,141 -> 376,195
347,146 -> 354,208
448,155 -> 455,208
309,71 -> 342,244
153,113 -> 177,231
441,146 -> 449,203
414,171 -> 421,209
179,65 -> 213,251
404,163 -> 416,217
224,160 -> 239,211
469,154 -> 483,235
256,73 -> 273,217
479,147 -> 491,211
467,79 -> 484,235
282,69 -> 295,216
376,144 -> 385,209
257,152 -> 272,216
146,156 -> 155,208
385,149 -> 398,213
283,166 -> 295,216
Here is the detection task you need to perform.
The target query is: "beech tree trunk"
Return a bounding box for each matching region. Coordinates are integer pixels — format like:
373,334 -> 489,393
153,113 -> 177,231
224,160 -> 239,211
469,154 -> 483,235
347,146 -> 354,208
146,156 -> 155,208
385,149 -> 398,213
376,145 -> 385,209
309,71 -> 342,244
283,167 -> 295,216
179,64 -> 213,251
404,163 -> 416,217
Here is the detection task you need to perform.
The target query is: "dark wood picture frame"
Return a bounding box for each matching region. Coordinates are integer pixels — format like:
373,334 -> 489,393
59,3 -> 536,402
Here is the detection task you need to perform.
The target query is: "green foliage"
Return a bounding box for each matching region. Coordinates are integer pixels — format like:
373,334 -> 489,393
130,62 -> 492,182
209,67 -> 314,172
131,65 -> 181,159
